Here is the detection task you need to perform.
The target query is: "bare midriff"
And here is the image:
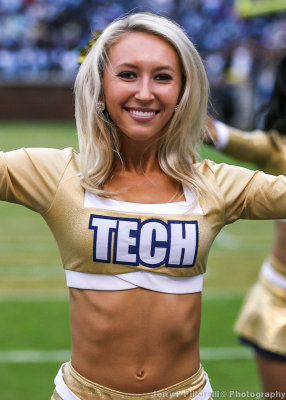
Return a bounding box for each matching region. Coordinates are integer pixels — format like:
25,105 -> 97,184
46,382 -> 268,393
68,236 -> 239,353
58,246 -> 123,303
69,288 -> 201,393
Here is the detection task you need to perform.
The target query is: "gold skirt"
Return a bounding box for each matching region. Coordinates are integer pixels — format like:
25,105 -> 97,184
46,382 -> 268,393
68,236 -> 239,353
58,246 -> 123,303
51,361 -> 213,400
235,261 -> 286,356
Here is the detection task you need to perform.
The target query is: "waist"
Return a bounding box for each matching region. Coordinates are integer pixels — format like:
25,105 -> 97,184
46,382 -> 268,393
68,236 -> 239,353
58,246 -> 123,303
261,259 -> 286,290
268,254 -> 286,277
55,361 -> 213,399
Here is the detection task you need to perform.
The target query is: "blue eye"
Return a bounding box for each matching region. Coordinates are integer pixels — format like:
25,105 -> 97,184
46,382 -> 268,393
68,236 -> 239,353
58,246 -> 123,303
117,71 -> 136,79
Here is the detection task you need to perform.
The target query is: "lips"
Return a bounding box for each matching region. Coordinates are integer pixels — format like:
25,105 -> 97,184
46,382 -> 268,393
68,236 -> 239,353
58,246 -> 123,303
125,107 -> 159,119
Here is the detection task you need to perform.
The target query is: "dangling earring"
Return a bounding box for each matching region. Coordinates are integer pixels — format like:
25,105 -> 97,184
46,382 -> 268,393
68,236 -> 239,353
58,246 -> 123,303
174,105 -> 179,112
96,101 -> 105,113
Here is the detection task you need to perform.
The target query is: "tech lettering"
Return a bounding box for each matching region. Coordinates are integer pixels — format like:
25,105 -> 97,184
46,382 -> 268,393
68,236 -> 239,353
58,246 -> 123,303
89,215 -> 198,268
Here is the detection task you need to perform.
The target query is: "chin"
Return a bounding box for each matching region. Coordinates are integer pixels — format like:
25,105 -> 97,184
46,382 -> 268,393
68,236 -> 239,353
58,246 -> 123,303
121,130 -> 161,143
131,135 -> 160,143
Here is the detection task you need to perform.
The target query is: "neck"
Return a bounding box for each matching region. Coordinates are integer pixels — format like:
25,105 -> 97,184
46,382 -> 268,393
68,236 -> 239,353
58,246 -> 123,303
118,136 -> 161,174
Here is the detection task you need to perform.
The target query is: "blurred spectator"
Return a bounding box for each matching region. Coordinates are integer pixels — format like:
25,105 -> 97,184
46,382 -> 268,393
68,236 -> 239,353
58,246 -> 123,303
0,0 -> 285,128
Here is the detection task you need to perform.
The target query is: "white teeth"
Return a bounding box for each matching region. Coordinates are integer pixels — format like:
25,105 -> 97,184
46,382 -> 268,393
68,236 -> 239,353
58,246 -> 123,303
129,109 -> 156,117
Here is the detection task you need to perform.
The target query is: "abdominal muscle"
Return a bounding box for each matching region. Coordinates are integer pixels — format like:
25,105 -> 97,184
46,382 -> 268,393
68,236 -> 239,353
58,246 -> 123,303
69,287 -> 202,393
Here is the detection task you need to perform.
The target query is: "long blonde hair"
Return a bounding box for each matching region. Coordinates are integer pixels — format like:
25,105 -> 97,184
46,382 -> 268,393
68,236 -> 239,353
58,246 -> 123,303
74,13 -> 209,200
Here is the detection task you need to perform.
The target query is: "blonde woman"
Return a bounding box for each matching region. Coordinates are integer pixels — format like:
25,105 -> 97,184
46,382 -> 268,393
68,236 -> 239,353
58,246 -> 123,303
1,13 -> 286,400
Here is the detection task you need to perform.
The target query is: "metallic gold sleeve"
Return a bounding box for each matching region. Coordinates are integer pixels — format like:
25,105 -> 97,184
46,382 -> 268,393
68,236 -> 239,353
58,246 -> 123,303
224,127 -> 271,165
207,160 -> 286,223
0,147 -> 74,213
224,127 -> 286,176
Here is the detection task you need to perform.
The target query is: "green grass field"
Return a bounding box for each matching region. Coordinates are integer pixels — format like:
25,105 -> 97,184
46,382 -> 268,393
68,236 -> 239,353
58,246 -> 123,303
0,121 -> 274,399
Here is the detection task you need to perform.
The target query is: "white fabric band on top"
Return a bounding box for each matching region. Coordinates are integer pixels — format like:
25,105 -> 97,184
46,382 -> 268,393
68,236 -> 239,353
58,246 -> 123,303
65,270 -> 204,294
214,121 -> 229,150
84,188 -> 203,215
54,363 -> 81,400
278,219 -> 286,223
54,363 -> 213,400
194,373 -> 213,399
261,260 -> 286,291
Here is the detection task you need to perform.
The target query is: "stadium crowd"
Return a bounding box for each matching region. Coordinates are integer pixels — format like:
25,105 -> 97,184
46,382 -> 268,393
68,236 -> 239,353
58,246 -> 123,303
0,0 -> 285,127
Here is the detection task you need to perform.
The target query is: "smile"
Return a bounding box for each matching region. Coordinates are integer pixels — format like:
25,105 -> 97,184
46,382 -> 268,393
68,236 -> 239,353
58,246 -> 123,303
125,107 -> 159,120
129,110 -> 156,117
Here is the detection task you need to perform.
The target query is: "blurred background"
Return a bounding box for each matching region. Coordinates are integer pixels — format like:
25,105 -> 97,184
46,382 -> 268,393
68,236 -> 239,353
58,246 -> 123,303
0,1 -> 286,398
0,0 -> 285,127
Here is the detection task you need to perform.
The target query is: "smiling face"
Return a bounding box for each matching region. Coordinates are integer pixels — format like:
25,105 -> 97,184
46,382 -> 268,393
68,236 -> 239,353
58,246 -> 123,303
102,32 -> 182,146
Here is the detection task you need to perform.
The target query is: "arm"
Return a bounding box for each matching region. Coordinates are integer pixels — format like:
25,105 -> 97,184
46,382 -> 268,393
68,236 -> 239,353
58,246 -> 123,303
203,160 -> 286,223
0,147 -> 74,213
207,116 -> 273,168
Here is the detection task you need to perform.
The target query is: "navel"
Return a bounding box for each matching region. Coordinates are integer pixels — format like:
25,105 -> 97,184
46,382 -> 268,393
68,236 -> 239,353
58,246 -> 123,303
136,368 -> 146,380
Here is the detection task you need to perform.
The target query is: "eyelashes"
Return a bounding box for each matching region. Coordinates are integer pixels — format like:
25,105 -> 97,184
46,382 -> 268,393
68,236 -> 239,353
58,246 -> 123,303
155,74 -> 173,81
116,71 -> 173,82
117,71 -> 136,79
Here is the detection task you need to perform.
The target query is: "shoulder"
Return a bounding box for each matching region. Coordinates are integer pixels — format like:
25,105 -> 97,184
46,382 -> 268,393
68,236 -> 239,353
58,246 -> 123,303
3,147 -> 79,169
194,158 -> 247,174
194,159 -> 257,187
0,147 -> 80,213
2,147 -> 81,190
12,146 -> 77,160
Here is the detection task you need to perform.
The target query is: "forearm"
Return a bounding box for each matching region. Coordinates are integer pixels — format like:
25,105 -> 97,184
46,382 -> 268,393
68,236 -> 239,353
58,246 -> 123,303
209,119 -> 271,166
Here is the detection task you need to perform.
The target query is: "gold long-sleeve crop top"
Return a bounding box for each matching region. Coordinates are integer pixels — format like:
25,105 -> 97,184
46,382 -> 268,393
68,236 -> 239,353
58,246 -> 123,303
1,147 -> 286,280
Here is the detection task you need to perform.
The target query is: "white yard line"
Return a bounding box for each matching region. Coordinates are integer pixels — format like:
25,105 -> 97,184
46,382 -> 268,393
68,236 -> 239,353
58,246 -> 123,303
200,346 -> 252,360
0,289 -> 68,301
0,350 -> 71,363
0,347 -> 253,363
213,230 -> 271,251
213,231 -> 242,250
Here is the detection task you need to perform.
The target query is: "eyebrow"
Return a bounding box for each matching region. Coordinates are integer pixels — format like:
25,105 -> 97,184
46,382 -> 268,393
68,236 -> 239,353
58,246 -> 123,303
115,63 -> 176,73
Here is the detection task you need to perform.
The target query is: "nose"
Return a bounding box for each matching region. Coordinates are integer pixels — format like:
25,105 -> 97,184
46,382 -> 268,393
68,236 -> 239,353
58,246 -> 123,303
134,77 -> 154,102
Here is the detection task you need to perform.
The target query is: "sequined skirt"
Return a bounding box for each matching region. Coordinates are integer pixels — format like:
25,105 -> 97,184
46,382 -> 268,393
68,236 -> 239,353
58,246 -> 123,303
235,258 -> 286,356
